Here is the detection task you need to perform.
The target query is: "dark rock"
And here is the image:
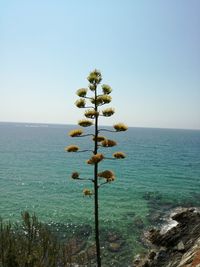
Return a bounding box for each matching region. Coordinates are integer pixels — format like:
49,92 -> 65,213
148,251 -> 156,260
139,207 -> 200,267
146,208 -> 200,250
147,228 -> 161,244
142,260 -> 151,267
176,240 -> 185,252
133,254 -> 141,265
171,207 -> 197,224
155,250 -> 168,263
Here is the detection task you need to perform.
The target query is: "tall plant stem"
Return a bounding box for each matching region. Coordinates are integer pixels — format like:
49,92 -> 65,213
94,85 -> 101,267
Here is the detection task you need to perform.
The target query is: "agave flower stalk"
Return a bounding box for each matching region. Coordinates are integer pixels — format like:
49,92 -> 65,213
65,70 -> 127,267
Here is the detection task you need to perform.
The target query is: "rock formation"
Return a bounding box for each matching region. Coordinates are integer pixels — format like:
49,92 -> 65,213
133,207 -> 200,267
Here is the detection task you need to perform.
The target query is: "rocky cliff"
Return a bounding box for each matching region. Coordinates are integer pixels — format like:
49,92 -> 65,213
133,207 -> 200,267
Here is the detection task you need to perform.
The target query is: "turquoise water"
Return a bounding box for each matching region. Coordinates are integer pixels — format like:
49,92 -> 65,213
0,122 -> 200,260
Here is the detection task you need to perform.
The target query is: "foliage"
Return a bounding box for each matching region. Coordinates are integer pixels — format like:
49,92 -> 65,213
0,212 -> 93,267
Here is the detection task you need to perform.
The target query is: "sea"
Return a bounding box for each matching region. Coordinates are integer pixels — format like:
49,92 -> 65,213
0,122 -> 200,264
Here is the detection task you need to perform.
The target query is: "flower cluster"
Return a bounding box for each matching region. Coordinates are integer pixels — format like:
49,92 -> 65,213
87,69 -> 102,85
113,123 -> 128,132
65,145 -> 79,152
102,108 -> 115,117
92,136 -> 105,142
98,170 -> 115,182
102,84 -> 112,95
113,152 -> 126,159
85,109 -> 99,119
101,139 -> 117,147
83,188 -> 93,196
87,153 -> 104,164
69,129 -> 83,137
75,98 -> 86,108
78,119 -> 93,127
67,70 -> 127,202
71,172 -> 80,179
88,84 -> 96,91
91,95 -> 112,106
76,88 -> 87,97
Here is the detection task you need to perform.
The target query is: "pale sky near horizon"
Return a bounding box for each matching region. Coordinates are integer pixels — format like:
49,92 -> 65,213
1,0 -> 200,129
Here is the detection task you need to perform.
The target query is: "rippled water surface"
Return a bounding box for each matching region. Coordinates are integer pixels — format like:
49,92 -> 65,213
0,122 -> 200,261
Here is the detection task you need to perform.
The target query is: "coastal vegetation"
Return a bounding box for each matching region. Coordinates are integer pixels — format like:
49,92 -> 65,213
66,70 -> 128,266
0,212 -> 93,267
0,210 -> 134,267
1,194 -> 200,266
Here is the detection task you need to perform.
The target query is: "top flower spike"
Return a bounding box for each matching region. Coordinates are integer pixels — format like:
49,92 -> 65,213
87,69 -> 102,85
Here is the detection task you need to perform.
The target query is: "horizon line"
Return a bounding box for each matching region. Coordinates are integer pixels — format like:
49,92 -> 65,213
0,120 -> 199,131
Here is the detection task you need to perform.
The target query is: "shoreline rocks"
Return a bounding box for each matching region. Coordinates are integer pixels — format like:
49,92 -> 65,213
133,207 -> 200,267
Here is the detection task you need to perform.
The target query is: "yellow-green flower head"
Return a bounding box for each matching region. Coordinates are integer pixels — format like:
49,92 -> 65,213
71,172 -> 80,179
87,69 -> 102,84
76,88 -> 88,97
78,119 -> 93,127
113,152 -> 126,159
113,123 -> 128,132
87,153 -> 104,164
102,84 -> 112,95
75,98 -> 86,108
91,95 -> 112,106
83,188 -> 93,196
102,108 -> 115,117
101,139 -> 117,147
92,136 -> 106,142
69,129 -> 83,137
65,145 -> 79,152
89,84 -> 96,91
98,95 -> 112,104
85,109 -> 99,119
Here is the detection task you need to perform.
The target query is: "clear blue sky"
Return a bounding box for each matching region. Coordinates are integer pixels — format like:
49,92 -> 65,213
1,0 -> 200,129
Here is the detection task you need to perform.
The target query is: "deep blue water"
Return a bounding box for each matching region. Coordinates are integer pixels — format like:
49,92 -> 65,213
0,122 -> 200,256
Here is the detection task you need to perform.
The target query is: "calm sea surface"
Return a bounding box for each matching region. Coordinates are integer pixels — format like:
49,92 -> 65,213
0,122 -> 200,260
